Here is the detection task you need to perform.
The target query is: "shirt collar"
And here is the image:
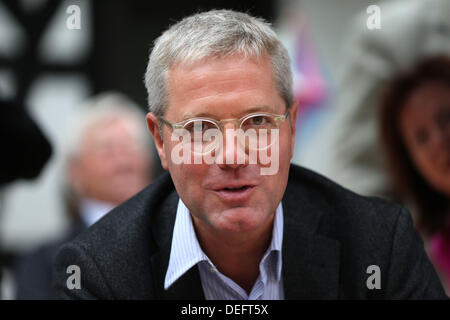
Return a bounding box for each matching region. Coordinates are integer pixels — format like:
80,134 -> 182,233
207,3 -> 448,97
267,201 -> 284,281
79,198 -> 115,227
164,198 -> 284,290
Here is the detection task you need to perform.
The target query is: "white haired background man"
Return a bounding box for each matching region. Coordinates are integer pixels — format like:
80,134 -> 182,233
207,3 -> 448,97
63,92 -> 154,219
53,10 -> 447,300
15,92 -> 153,299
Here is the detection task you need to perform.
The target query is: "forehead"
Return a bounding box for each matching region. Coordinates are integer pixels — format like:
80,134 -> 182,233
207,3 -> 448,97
166,54 -> 283,118
401,80 -> 450,126
405,81 -> 450,109
81,117 -> 135,144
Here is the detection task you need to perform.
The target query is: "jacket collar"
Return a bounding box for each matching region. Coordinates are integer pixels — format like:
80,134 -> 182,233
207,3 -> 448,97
148,188 -> 205,299
281,175 -> 341,299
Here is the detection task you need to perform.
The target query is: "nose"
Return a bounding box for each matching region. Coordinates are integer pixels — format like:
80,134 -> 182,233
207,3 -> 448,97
215,123 -> 249,170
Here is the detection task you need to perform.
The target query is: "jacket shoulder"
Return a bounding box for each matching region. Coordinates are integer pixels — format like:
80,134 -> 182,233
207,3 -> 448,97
53,172 -> 178,299
287,164 -> 403,226
286,165 -> 447,299
285,164 -> 405,265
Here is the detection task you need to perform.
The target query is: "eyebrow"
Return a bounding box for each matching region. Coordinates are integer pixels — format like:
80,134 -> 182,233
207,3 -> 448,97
181,105 -> 278,121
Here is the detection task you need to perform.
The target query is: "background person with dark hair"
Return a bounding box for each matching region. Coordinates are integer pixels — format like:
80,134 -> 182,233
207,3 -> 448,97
379,55 -> 450,294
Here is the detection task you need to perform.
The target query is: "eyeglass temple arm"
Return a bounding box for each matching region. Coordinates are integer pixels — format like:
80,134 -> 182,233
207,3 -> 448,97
159,116 -> 176,129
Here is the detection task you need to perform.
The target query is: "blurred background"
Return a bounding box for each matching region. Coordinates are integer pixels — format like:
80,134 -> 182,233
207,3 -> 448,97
0,0 -> 449,298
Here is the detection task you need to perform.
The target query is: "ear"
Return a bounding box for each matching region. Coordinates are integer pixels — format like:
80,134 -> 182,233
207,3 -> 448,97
288,101 -> 298,160
146,112 -> 168,170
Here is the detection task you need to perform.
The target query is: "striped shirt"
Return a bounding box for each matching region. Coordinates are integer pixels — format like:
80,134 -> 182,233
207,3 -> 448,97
164,199 -> 284,300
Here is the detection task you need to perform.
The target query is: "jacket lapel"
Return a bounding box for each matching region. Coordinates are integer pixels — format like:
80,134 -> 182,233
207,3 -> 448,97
162,265 -> 205,300
149,190 -> 205,300
282,226 -> 341,299
282,173 -> 341,299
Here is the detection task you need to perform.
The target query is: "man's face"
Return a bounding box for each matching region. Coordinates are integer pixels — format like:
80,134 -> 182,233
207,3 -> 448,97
70,117 -> 152,205
148,55 -> 297,236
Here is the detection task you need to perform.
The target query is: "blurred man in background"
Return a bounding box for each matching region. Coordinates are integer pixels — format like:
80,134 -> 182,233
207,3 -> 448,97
13,92 -> 154,299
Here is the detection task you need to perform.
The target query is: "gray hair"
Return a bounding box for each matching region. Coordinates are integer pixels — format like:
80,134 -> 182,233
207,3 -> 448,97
64,92 -> 153,162
144,9 -> 293,116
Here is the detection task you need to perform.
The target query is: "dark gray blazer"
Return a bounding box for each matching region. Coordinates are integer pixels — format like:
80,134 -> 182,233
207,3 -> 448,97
53,164 -> 447,299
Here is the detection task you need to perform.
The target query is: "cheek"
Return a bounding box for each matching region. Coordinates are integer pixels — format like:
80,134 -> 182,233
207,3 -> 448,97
406,143 -> 442,185
406,144 -> 426,172
401,130 -> 426,169
80,158 -> 107,178
279,129 -> 294,164
168,160 -> 208,198
130,151 -> 150,170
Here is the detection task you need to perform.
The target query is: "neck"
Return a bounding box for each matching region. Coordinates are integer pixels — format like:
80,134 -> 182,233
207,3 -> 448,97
192,215 -> 274,294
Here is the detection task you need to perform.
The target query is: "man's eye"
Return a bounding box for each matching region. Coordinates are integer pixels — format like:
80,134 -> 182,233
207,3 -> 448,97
184,120 -> 215,133
253,116 -> 266,125
246,115 -> 269,126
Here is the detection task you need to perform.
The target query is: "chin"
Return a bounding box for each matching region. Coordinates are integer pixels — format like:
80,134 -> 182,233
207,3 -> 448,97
215,206 -> 267,233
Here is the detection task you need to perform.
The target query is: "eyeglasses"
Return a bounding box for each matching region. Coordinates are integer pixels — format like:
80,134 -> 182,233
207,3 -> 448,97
159,110 -> 290,154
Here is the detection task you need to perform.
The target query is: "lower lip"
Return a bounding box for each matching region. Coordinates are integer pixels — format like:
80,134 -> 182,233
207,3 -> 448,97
213,186 -> 255,203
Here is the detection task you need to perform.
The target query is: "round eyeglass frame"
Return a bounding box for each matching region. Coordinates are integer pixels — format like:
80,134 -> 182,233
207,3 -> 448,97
158,110 -> 290,154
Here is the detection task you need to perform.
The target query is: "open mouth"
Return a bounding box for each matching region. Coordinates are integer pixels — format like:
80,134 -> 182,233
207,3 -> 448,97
213,184 -> 255,202
222,186 -> 251,191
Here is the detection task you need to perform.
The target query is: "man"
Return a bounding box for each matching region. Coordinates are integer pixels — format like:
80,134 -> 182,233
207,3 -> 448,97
15,92 -> 153,299
53,10 -> 447,299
